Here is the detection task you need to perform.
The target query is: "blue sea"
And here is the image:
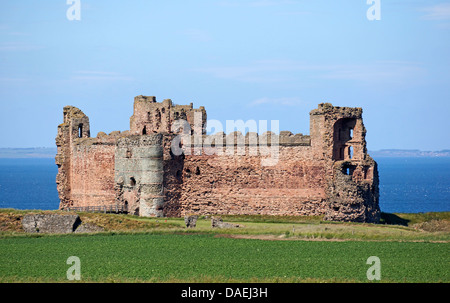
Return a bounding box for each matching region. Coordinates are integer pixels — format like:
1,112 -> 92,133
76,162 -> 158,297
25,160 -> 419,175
0,157 -> 449,213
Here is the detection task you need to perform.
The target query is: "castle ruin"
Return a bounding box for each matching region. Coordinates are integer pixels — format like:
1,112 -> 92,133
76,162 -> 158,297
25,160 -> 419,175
55,95 -> 380,223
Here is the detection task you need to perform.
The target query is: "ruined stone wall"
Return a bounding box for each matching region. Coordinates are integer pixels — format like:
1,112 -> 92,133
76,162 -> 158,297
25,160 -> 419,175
130,95 -> 206,135
324,157 -> 380,223
70,140 -> 116,208
56,106 -> 119,209
159,103 -> 380,221
56,98 -> 380,223
308,103 -> 380,223
162,133 -> 329,217
55,106 -> 91,209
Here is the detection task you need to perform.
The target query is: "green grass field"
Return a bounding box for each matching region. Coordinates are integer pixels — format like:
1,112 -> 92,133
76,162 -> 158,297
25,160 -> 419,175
0,210 -> 449,283
0,233 -> 448,282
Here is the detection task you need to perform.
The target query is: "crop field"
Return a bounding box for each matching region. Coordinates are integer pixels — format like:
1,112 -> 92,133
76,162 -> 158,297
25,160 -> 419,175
0,210 -> 449,283
0,233 -> 448,283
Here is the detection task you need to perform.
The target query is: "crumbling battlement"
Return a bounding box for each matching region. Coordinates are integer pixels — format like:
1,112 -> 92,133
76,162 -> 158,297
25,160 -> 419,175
55,96 -> 380,223
175,132 -> 311,147
130,95 -> 207,136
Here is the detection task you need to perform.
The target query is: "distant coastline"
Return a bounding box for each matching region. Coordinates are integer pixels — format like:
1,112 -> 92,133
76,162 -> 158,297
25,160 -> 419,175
0,148 -> 57,159
0,147 -> 449,159
369,149 -> 450,158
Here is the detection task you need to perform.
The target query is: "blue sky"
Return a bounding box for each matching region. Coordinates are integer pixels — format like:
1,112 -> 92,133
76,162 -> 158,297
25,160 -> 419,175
0,0 -> 449,150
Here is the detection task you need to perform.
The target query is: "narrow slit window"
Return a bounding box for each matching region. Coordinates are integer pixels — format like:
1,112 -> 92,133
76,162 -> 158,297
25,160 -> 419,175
142,126 -> 147,135
349,128 -> 354,139
349,146 -> 354,159
155,109 -> 161,129
78,124 -> 83,138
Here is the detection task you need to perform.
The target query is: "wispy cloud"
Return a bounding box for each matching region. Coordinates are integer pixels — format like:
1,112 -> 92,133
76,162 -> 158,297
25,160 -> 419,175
248,0 -> 297,7
218,0 -> 297,7
0,77 -> 28,83
318,61 -> 425,84
0,42 -> 42,51
250,97 -> 303,107
7,32 -> 30,37
193,60 -> 425,85
193,59 -> 313,83
420,3 -> 450,20
71,71 -> 133,81
0,25 -> 31,37
181,28 -> 212,42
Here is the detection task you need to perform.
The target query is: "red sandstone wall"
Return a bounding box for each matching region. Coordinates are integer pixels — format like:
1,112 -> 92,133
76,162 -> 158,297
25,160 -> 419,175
70,143 -> 116,207
169,146 -> 329,216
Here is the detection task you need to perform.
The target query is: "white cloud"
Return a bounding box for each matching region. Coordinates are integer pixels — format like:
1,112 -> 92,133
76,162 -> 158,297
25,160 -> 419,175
421,3 -> 450,20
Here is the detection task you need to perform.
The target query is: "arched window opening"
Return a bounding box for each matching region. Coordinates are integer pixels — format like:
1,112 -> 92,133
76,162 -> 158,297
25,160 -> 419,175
195,167 -> 200,175
349,146 -> 354,159
333,118 -> 356,160
142,126 -> 147,135
130,177 -> 136,187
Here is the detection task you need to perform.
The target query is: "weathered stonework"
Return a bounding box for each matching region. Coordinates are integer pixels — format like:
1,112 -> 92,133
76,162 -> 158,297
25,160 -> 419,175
22,214 -> 81,233
22,213 -> 104,234
55,96 -> 380,223
184,215 -> 198,228
211,217 -> 242,229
